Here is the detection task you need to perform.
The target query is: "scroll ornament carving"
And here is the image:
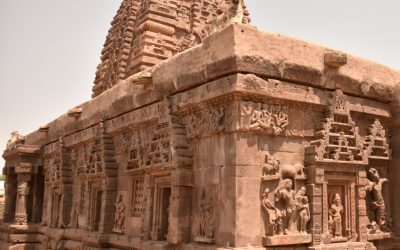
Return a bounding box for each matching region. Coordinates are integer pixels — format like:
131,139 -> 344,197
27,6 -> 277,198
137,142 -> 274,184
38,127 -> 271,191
195,190 -> 215,243
185,107 -> 224,139
366,168 -> 389,233
113,194 -> 126,234
263,179 -> 310,237
6,131 -> 25,150
242,102 -> 289,135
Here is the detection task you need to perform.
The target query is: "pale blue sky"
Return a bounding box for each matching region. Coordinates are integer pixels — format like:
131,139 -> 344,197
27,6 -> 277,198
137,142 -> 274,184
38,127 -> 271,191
0,0 -> 399,171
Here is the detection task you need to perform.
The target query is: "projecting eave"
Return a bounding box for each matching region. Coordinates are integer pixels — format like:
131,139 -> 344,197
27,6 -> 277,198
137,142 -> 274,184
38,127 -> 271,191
19,23 -> 400,148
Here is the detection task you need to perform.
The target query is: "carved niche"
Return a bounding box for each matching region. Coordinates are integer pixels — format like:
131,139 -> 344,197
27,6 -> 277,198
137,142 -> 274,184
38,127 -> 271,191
184,107 -> 225,139
241,102 -> 289,135
194,189 -> 215,244
260,153 -> 311,246
262,178 -> 311,246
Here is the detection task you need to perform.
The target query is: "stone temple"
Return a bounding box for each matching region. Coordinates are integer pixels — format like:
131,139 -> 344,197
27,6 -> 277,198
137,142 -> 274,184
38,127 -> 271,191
1,0 -> 400,249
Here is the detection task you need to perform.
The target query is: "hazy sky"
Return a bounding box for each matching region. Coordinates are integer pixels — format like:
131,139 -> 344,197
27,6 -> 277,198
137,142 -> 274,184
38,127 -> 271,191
0,0 -> 399,171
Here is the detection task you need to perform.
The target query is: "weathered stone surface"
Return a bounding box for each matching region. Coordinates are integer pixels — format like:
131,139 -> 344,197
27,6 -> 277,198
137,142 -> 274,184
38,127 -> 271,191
2,1 -> 400,250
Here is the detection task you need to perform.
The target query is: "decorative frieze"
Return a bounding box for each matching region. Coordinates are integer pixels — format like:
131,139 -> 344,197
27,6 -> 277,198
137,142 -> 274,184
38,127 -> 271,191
123,124 -> 172,170
185,107 -> 225,139
241,102 -> 288,135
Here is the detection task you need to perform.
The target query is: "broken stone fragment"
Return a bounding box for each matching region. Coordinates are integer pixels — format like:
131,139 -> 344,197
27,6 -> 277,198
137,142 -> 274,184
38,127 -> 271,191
126,68 -> 153,88
39,126 -> 50,133
324,51 -> 347,68
68,106 -> 83,118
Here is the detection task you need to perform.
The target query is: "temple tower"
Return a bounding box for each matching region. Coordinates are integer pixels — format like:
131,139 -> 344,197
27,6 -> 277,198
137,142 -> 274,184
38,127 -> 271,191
92,0 -> 250,97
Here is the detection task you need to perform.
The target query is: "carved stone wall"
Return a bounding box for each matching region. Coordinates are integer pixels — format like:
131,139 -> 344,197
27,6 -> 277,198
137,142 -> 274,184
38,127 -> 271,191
2,9 -> 400,250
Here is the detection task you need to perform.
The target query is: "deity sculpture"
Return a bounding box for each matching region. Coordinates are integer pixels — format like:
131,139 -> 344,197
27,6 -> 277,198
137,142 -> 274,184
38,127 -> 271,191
367,168 -> 388,231
274,180 -> 310,235
262,154 -> 280,176
197,191 -> 215,241
113,194 -> 126,233
262,188 -> 282,236
329,193 -> 344,238
275,179 -> 296,235
297,190 -> 310,234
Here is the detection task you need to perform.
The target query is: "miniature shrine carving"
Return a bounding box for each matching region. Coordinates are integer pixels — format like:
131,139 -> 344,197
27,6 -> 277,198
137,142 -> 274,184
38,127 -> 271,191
306,89 -> 366,163
364,119 -> 391,159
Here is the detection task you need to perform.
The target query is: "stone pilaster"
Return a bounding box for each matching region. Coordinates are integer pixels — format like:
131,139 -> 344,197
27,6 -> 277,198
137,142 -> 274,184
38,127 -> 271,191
168,169 -> 193,244
14,172 -> 32,225
306,166 -> 324,246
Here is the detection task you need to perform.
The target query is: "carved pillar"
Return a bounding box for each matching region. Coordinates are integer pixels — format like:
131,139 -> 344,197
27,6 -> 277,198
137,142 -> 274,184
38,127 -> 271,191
3,168 -> 17,222
14,173 -> 32,225
306,166 -> 324,245
357,170 -> 369,241
168,169 -> 193,244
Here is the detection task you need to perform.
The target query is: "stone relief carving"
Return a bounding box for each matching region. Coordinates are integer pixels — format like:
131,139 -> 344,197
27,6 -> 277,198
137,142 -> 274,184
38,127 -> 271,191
274,179 -> 310,235
195,190 -> 215,243
185,107 -> 224,139
6,131 -> 25,150
262,188 -> 283,236
123,125 -> 172,170
262,153 -> 280,178
366,168 -> 388,233
306,89 -> 366,164
328,193 -> 344,238
113,194 -> 126,234
242,102 -> 289,135
364,119 -> 391,159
